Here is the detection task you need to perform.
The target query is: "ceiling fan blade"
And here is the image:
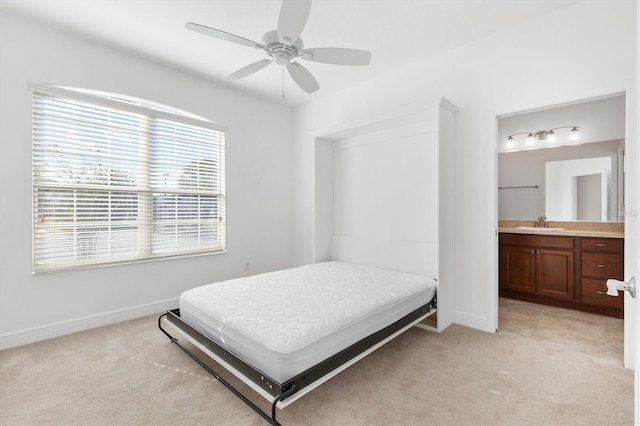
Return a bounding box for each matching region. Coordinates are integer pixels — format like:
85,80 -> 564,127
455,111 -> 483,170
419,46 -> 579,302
228,59 -> 273,80
286,62 -> 319,94
302,47 -> 371,65
277,0 -> 311,44
185,22 -> 264,49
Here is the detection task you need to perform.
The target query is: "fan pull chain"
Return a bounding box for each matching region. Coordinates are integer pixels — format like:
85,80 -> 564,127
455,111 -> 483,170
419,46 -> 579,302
282,67 -> 285,99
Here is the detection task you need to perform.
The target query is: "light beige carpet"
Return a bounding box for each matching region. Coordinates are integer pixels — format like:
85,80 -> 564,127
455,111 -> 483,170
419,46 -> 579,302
0,298 -> 633,425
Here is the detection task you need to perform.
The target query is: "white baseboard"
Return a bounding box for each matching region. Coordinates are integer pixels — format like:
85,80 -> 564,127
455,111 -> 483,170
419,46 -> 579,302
454,310 -> 496,333
0,298 -> 179,350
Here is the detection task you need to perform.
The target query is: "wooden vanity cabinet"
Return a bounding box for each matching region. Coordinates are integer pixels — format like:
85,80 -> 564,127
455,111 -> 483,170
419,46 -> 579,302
499,233 -> 624,318
500,234 -> 574,301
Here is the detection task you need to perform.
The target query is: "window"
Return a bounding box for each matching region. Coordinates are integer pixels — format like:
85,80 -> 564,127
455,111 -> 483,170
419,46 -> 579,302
31,84 -> 226,273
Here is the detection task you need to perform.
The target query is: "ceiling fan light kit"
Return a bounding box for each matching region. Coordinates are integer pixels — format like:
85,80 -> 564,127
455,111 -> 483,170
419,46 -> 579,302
186,0 -> 371,95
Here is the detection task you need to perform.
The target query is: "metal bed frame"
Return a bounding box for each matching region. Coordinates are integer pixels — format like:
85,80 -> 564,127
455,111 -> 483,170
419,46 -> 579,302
158,294 -> 436,425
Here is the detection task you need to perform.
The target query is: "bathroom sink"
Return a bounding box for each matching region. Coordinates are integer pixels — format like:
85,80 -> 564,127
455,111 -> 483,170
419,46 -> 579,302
516,226 -> 565,231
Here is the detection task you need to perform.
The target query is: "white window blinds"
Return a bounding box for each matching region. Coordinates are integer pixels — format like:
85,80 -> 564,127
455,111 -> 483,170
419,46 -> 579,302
32,88 -> 226,273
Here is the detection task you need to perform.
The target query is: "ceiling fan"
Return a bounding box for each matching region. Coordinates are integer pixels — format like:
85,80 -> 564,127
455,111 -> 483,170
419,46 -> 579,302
186,0 -> 371,94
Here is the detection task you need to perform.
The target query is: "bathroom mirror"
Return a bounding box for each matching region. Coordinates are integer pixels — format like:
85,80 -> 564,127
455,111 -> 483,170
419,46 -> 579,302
498,94 -> 625,223
545,155 -> 617,221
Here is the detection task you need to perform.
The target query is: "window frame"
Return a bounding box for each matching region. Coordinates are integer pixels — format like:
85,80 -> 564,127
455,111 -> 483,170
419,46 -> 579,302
30,82 -> 227,273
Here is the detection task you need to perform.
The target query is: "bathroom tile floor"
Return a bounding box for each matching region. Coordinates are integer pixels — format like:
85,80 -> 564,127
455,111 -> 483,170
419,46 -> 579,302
498,297 -> 624,364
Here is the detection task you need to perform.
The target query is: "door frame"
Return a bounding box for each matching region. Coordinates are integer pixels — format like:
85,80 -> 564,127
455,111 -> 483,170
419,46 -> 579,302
491,89 -> 638,418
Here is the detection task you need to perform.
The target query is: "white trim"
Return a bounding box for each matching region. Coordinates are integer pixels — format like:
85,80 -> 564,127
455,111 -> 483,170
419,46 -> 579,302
489,110 -> 500,333
32,249 -> 226,275
311,102 -> 440,141
496,91 -> 627,119
0,298 -> 178,350
439,97 -> 459,114
623,86 -> 639,371
437,99 -> 457,332
634,9 -> 639,423
454,310 -> 494,332
27,81 -> 226,132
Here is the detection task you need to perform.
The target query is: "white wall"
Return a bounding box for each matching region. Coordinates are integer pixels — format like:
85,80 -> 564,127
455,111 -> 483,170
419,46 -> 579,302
291,1 -> 637,332
0,11 -> 293,347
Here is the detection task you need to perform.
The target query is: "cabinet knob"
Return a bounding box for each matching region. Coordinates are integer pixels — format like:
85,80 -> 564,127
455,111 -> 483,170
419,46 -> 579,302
596,290 -> 608,295
596,243 -> 607,247
596,264 -> 608,268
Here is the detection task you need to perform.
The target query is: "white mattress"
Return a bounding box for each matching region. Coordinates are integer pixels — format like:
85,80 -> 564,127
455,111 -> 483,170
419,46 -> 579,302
179,261 -> 437,382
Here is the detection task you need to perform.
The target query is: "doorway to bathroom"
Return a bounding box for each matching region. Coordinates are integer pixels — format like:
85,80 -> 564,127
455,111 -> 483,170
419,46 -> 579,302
496,93 -> 628,365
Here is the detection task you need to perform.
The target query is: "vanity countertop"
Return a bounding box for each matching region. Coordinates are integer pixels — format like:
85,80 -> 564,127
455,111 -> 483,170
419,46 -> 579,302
498,220 -> 624,239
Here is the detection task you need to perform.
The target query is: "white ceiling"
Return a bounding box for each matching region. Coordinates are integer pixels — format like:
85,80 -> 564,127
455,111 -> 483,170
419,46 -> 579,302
1,0 -> 579,107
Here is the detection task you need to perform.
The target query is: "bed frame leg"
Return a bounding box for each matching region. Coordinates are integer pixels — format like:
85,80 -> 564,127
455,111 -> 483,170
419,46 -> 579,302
159,313 -> 294,425
158,313 -> 178,342
271,386 -> 296,425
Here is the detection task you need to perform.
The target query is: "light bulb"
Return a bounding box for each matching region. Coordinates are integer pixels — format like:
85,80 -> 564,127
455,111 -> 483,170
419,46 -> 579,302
569,126 -> 580,141
546,130 -> 556,143
525,133 -> 534,145
506,135 -> 514,148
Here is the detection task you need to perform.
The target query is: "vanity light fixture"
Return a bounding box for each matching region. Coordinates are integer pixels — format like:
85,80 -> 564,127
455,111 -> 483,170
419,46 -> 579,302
506,126 -> 580,147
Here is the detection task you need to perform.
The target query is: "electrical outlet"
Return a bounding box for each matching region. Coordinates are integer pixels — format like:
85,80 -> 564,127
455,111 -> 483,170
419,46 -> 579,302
244,261 -> 250,272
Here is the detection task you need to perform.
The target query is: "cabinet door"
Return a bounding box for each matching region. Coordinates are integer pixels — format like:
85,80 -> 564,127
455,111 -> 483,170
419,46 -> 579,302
536,249 -> 575,300
500,245 -> 536,294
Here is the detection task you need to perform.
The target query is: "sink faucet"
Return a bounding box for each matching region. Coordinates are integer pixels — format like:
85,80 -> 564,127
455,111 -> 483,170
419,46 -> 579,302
534,215 -> 548,228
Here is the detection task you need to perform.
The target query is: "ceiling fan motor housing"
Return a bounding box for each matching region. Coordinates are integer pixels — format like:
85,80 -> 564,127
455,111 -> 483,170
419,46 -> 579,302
262,30 -> 303,64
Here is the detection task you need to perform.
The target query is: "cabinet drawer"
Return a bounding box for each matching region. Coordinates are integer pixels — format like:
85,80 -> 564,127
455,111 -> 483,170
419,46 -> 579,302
581,252 -> 623,279
581,238 -> 623,253
581,278 -> 624,308
500,234 -> 574,249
